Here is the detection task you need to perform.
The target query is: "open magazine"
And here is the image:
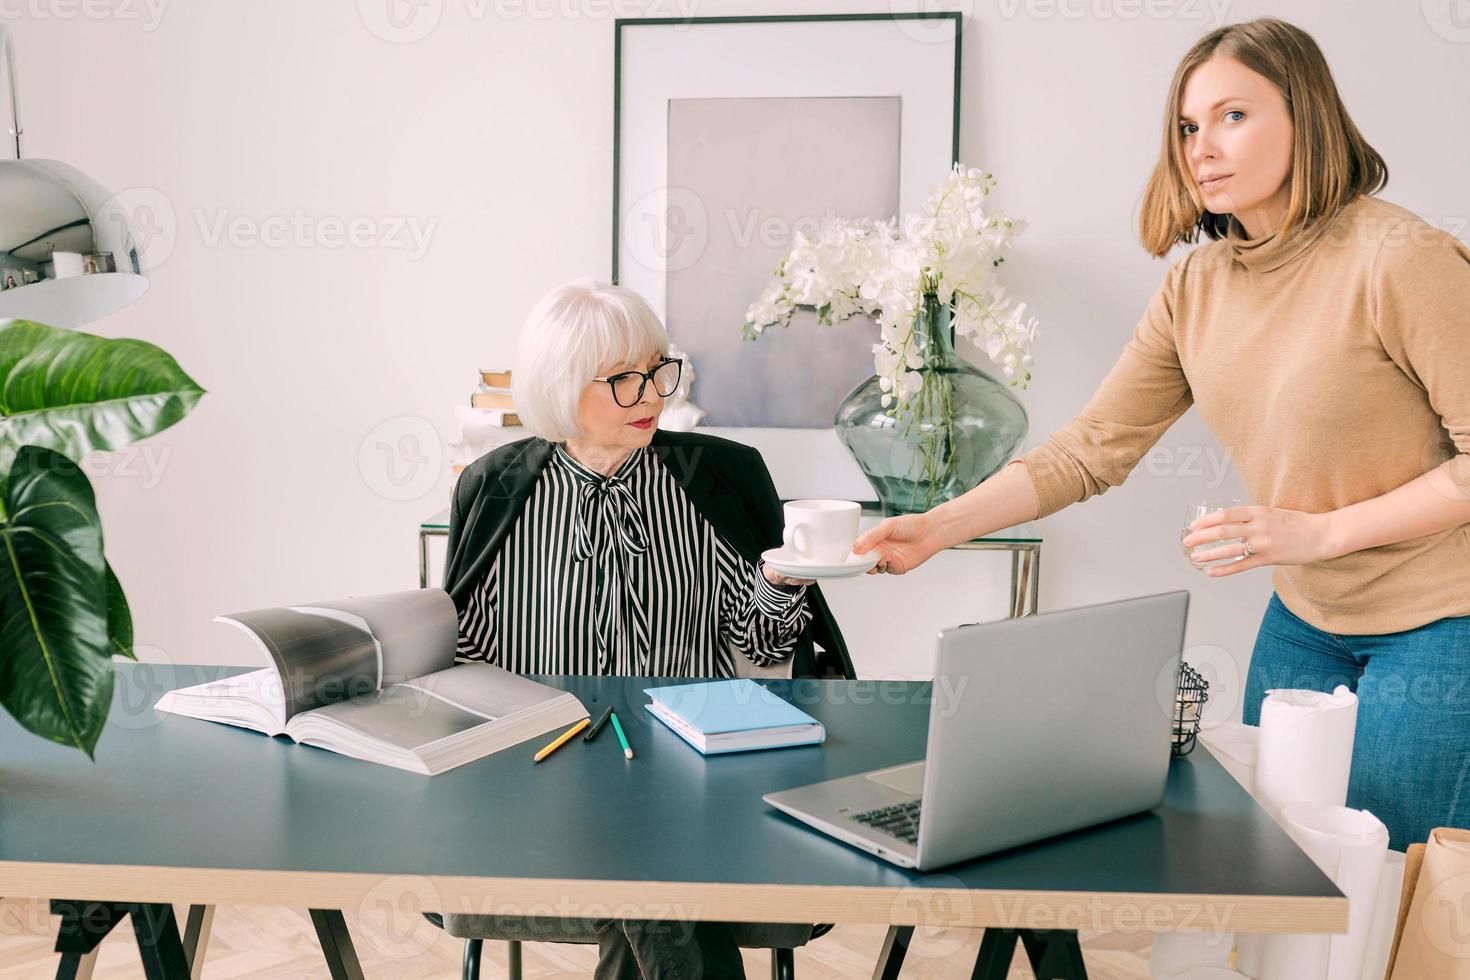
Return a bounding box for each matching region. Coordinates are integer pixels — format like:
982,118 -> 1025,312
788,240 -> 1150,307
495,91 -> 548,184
155,588 -> 587,775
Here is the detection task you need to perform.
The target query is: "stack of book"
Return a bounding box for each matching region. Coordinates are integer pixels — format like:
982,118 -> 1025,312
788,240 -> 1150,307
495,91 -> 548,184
449,367 -> 524,475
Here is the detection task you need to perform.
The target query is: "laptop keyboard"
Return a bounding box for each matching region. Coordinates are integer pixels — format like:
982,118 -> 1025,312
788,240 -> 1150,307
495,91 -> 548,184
849,800 -> 921,844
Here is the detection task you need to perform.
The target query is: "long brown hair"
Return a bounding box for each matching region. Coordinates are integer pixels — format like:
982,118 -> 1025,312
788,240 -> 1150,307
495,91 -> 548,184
1138,17 -> 1387,257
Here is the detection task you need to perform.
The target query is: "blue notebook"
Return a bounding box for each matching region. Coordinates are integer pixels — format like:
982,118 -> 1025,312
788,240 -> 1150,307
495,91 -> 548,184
643,679 -> 826,755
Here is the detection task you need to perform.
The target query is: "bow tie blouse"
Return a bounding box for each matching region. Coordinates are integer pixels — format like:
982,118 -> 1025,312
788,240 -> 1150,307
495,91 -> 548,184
455,444 -> 810,676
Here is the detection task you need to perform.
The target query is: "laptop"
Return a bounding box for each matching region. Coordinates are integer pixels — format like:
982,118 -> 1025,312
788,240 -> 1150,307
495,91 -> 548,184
763,590 -> 1190,870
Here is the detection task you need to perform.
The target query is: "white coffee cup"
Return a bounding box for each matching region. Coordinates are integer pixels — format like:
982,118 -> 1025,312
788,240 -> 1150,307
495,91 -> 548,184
782,499 -> 861,564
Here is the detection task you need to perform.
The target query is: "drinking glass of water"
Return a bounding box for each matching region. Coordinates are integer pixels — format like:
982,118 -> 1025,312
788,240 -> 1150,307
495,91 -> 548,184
1181,497 -> 1247,570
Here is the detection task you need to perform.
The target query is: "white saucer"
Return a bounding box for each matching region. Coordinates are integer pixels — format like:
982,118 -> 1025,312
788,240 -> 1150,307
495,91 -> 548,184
762,546 -> 880,580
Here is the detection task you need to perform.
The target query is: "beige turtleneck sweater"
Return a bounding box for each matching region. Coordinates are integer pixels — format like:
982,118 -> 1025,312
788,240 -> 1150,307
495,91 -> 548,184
1021,194 -> 1470,635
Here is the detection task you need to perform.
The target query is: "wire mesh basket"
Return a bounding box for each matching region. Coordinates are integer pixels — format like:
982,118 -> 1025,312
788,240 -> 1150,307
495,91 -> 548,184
1172,661 -> 1209,756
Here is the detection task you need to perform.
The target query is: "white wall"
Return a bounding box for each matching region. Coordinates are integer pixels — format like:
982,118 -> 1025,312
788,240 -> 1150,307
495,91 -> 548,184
15,0 -> 1468,723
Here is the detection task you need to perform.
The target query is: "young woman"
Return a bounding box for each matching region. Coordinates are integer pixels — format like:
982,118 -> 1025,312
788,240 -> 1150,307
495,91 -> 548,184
855,17 -> 1470,852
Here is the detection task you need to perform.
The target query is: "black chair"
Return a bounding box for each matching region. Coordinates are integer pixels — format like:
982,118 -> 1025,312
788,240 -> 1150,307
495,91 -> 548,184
424,912 -> 835,980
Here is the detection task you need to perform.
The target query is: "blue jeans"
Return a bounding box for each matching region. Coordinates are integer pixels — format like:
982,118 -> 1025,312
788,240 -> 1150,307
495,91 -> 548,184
1244,592 -> 1470,851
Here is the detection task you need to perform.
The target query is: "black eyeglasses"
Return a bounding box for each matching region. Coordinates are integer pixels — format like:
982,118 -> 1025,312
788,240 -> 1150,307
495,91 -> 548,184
592,358 -> 683,408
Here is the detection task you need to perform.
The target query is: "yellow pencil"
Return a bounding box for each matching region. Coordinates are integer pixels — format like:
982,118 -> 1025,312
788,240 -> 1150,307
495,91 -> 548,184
533,718 -> 590,763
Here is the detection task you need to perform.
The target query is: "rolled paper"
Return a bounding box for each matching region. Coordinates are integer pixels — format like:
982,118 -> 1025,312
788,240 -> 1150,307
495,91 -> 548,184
1255,686 -> 1358,822
1149,931 -> 1233,977
1201,722 -> 1263,976
1235,933 -> 1265,978
1389,827 -> 1470,979
1200,721 -> 1260,794
1360,851 -> 1407,980
1258,924 -> 1330,979
1270,804 -> 1389,980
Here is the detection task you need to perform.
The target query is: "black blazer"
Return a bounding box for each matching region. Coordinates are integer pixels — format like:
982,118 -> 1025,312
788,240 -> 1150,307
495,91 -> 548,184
442,429 -> 855,680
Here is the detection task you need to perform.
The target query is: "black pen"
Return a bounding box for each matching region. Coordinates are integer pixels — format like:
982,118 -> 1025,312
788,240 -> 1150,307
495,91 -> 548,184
584,705 -> 615,742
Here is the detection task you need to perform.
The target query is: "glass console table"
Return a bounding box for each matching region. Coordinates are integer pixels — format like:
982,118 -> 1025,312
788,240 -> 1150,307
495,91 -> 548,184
419,503 -> 1042,618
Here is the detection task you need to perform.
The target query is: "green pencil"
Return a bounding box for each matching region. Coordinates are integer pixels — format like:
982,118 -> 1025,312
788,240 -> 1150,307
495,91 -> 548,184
610,710 -> 634,759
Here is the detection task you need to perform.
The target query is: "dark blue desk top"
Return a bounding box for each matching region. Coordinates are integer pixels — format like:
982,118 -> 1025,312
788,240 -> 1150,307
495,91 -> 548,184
0,664 -> 1345,932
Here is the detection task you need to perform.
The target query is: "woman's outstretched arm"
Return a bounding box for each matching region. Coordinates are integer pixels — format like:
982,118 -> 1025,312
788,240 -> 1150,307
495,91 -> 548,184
857,255 -> 1197,575
853,459 -> 1041,574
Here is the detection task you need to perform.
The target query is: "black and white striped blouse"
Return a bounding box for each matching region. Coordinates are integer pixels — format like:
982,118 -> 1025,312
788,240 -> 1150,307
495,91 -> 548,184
454,443 -> 811,676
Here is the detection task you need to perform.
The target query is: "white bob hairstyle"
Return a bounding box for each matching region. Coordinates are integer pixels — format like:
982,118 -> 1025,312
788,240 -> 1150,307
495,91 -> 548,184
513,279 -> 671,443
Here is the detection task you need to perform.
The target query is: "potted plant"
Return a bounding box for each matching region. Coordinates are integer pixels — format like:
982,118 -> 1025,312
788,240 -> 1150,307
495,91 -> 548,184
0,318 -> 204,757
743,164 -> 1039,515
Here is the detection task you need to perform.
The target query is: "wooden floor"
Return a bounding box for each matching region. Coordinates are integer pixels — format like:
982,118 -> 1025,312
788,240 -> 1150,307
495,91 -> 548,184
0,897 -> 1156,978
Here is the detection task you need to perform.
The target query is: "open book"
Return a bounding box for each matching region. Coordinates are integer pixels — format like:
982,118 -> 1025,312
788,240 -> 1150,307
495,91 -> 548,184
155,588 -> 587,775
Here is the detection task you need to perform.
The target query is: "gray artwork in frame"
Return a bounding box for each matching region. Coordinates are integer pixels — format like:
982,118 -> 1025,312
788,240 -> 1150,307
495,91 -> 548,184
613,13 -> 961,493
665,95 -> 900,428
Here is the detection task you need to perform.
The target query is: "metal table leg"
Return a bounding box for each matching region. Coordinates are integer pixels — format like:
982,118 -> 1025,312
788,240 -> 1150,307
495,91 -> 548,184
52,901 -> 191,980
1008,551 -> 1021,618
968,928 -> 1087,979
870,925 -> 914,980
1028,547 -> 1041,616
180,904 -> 214,980
419,529 -> 431,588
309,908 -> 367,980
1013,550 -> 1031,618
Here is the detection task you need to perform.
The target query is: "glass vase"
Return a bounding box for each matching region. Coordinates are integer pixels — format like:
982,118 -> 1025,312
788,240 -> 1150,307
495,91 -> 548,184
834,294 -> 1029,517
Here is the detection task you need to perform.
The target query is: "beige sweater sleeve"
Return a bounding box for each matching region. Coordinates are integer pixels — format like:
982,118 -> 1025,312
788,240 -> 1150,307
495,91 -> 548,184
1368,221 -> 1470,499
1021,256 -> 1196,519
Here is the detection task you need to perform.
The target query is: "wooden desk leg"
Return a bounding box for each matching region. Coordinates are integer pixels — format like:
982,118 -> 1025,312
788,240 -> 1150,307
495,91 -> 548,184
309,909 -> 367,980
870,925 -> 913,980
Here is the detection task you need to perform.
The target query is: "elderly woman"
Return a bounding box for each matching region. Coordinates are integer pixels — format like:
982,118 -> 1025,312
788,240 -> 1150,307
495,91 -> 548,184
442,278 -> 851,979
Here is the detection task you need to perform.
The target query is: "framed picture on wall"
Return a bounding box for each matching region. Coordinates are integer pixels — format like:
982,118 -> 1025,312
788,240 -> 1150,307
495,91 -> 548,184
613,12 -> 962,499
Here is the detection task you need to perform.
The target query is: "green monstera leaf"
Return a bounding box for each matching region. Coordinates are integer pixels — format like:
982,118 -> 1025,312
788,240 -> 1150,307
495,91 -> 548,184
106,561 -> 135,660
0,318 -> 206,475
0,445 -> 114,757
